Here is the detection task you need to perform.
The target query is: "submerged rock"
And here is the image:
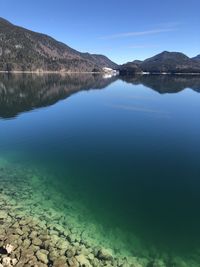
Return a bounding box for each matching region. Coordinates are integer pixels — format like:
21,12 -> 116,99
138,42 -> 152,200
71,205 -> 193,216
98,248 -> 113,260
32,237 -> 42,246
0,161 -> 182,267
76,254 -> 92,267
2,257 -> 12,267
36,250 -> 49,264
4,244 -> 14,254
53,258 -> 69,267
0,211 -> 7,220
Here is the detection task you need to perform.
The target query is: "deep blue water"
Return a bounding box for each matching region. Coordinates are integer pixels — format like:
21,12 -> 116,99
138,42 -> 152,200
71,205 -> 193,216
1,73 -> 200,262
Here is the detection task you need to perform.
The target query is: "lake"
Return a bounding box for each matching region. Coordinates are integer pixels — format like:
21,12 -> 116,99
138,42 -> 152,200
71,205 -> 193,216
0,73 -> 200,266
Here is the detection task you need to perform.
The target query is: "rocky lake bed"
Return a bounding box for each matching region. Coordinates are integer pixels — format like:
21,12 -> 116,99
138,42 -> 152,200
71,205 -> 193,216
0,158 -> 197,267
0,158 -> 153,267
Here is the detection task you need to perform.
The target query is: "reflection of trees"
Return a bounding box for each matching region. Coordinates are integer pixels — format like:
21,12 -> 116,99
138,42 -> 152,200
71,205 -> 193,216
120,75 -> 200,94
0,73 -> 117,118
1,73 -> 199,118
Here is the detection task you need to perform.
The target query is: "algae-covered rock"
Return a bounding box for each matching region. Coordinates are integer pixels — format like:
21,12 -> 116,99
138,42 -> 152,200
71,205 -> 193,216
22,239 -> 31,249
36,250 -> 49,264
15,228 -> 23,236
98,248 -> 113,260
67,257 -> 79,266
66,247 -> 76,258
32,237 -> 42,246
76,254 -> 92,267
56,239 -> 69,250
0,160 -> 193,267
49,249 -> 59,261
53,258 -> 69,267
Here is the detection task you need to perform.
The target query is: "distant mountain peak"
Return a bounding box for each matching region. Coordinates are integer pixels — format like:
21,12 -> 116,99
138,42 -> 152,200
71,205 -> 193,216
120,51 -> 200,74
145,51 -> 190,62
160,50 -> 171,55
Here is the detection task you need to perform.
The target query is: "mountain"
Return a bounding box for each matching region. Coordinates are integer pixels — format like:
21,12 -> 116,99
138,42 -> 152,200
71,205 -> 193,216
0,73 -> 117,118
0,17 -> 118,72
141,51 -> 200,73
120,51 -> 200,74
120,61 -> 142,75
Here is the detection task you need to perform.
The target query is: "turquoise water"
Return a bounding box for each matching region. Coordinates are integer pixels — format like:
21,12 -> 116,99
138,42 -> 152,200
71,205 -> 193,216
1,73 -> 200,264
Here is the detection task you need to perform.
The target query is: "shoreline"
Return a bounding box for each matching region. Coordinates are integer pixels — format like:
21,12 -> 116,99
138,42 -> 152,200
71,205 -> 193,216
0,70 -> 105,74
121,71 -> 200,76
1,70 -> 200,76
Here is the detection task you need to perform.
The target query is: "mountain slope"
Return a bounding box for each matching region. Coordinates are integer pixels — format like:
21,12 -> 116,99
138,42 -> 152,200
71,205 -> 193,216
192,55 -> 200,61
119,61 -> 142,75
0,17 -> 118,72
141,51 -> 200,73
120,51 -> 200,74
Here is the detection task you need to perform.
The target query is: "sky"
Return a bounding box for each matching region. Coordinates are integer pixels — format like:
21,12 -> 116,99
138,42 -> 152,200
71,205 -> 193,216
0,0 -> 200,64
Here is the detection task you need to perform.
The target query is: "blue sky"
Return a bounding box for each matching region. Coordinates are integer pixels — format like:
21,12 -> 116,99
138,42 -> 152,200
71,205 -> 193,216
1,0 -> 200,64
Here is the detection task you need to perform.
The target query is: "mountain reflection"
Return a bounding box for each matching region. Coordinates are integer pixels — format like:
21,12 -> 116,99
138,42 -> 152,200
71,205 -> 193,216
0,73 -> 117,118
0,73 -> 200,119
121,74 -> 200,93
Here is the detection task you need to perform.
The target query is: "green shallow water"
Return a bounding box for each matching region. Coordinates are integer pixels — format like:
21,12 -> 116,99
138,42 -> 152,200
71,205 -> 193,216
1,73 -> 200,265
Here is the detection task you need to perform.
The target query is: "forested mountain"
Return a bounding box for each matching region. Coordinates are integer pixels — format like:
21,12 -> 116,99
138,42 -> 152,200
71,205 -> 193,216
120,51 -> 200,74
0,18 -> 118,72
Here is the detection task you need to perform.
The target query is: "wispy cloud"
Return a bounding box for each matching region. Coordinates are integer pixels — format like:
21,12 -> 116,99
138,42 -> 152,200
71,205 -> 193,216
99,28 -> 177,40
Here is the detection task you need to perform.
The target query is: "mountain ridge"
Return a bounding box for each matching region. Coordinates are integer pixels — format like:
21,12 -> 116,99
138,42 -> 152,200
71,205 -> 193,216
0,17 -> 118,72
120,51 -> 200,74
1,17 -> 200,74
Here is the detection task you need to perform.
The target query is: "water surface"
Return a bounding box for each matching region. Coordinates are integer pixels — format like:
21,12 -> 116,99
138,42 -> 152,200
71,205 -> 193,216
1,73 -> 200,265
